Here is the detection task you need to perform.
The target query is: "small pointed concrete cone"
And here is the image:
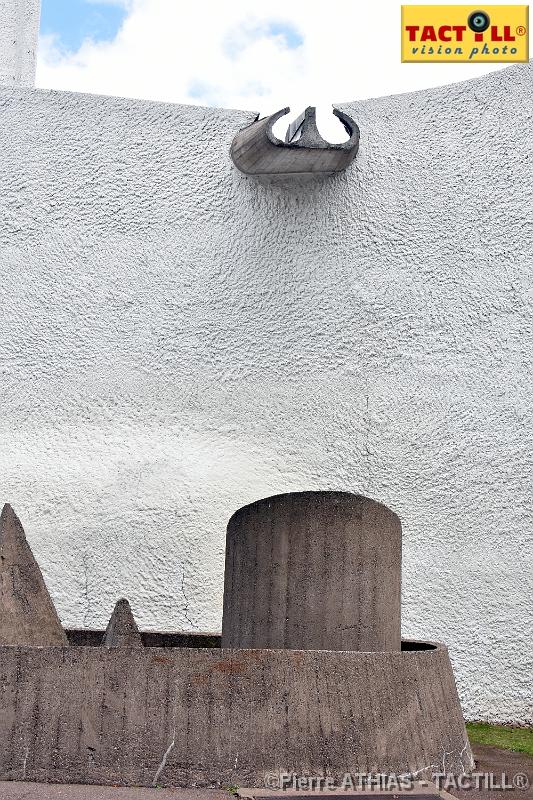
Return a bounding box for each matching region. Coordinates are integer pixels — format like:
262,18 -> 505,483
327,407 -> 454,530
0,504 -> 68,646
102,598 -> 143,648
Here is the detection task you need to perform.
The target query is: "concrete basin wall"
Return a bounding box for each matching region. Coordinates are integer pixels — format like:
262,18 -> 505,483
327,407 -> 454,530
0,641 -> 473,788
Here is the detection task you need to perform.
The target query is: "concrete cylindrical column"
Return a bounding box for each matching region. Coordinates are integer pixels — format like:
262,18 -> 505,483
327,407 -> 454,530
222,491 -> 401,651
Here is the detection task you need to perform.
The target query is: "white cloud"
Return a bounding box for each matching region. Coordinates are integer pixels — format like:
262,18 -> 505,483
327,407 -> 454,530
36,0 -> 507,140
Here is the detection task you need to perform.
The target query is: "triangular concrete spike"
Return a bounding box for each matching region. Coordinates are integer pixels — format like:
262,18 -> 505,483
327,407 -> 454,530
0,503 -> 68,647
102,598 -> 143,648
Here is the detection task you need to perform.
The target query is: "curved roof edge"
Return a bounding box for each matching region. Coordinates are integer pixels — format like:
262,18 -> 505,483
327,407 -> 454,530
12,58 -> 532,119
334,60 -> 532,110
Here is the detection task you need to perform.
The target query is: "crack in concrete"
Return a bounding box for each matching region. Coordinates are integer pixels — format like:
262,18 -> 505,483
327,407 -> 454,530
398,742 -> 473,781
152,727 -> 176,786
21,745 -> 29,780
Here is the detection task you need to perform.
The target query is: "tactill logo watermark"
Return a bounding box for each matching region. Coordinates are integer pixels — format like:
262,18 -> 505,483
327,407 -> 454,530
401,5 -> 529,62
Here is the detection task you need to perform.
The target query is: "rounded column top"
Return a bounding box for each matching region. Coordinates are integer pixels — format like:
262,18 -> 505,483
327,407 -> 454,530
222,490 -> 402,652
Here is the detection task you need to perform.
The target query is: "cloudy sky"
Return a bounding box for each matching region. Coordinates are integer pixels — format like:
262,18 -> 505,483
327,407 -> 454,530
37,0 -> 509,139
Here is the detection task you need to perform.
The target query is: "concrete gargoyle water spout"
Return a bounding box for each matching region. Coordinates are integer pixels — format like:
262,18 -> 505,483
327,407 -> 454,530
230,106 -> 360,176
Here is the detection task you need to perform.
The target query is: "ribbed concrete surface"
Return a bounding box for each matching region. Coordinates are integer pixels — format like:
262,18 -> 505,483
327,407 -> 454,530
222,492 -> 401,651
0,782 -> 227,798
0,744 -> 529,798
0,643 -> 472,788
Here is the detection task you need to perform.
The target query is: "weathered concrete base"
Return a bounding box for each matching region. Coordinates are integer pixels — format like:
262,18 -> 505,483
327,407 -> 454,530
2,745 -> 531,799
0,782 -> 228,799
0,639 -> 473,788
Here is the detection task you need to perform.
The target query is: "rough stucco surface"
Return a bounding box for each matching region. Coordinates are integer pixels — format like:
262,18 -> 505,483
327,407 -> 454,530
0,64 -> 531,723
0,0 -> 39,87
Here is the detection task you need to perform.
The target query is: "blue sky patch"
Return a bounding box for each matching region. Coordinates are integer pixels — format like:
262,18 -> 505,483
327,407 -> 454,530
188,80 -> 219,104
224,20 -> 304,59
264,21 -> 303,49
39,0 -> 127,52
188,78 -> 270,106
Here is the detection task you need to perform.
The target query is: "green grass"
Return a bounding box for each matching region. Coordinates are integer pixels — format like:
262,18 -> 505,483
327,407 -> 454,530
467,722 -> 533,757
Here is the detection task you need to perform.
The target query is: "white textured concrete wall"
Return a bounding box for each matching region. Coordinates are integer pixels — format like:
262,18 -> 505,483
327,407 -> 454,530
0,0 -> 39,87
0,64 -> 532,723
